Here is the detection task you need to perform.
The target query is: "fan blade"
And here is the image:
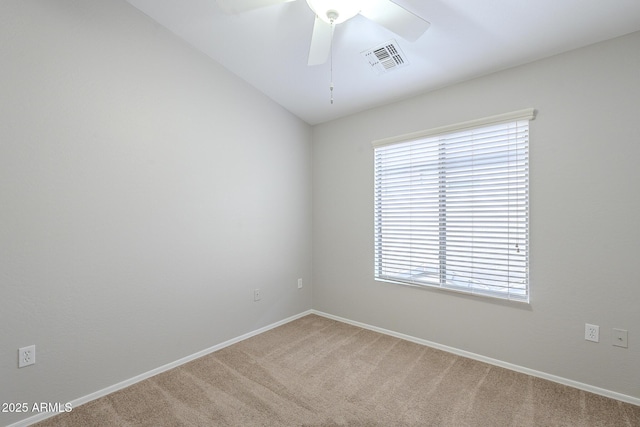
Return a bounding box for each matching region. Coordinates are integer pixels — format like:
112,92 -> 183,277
360,0 -> 430,42
308,16 -> 334,66
216,0 -> 295,14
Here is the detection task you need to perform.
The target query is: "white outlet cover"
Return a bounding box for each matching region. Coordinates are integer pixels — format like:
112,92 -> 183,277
18,345 -> 36,368
612,328 -> 628,348
585,324 -> 599,342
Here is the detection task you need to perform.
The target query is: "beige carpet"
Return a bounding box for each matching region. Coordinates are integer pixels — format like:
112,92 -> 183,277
35,314 -> 639,426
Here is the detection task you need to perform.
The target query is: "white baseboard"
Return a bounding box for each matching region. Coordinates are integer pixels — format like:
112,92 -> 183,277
9,307 -> 638,426
311,309 -> 640,407
8,310 -> 314,427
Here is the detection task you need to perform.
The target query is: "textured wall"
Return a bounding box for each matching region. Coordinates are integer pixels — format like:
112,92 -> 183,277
312,31 -> 640,400
0,1 -> 312,424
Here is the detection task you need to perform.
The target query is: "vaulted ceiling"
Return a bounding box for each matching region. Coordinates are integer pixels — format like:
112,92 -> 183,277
125,0 -> 640,125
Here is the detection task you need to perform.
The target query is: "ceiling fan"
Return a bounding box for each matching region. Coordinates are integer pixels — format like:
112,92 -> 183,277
216,0 -> 431,66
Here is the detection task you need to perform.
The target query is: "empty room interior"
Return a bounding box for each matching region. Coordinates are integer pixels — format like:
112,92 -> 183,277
2,0 -> 639,425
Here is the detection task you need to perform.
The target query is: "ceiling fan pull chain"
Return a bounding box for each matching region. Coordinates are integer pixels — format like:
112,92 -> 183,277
330,41 -> 333,104
329,12 -> 336,104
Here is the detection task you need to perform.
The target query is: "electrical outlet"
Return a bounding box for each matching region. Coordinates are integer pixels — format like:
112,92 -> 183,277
254,288 -> 261,301
585,324 -> 599,342
297,278 -> 303,289
18,345 -> 36,368
612,328 -> 628,348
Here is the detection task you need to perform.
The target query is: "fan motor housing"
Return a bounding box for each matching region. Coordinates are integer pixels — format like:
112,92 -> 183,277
306,0 -> 363,24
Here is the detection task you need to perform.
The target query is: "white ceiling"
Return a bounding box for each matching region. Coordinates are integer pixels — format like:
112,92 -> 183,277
125,0 -> 640,125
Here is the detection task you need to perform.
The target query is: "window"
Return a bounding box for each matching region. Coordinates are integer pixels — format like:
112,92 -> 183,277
373,109 -> 535,302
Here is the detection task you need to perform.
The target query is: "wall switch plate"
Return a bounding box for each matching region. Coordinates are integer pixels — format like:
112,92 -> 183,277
18,345 -> 36,368
612,328 -> 628,348
585,324 -> 599,342
297,278 -> 303,289
253,289 -> 261,301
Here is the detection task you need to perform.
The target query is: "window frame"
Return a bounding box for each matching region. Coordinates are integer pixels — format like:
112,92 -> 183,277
372,109 -> 536,303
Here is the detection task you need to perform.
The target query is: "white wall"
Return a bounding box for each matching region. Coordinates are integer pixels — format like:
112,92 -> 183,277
313,31 -> 640,400
2,1 -> 638,424
0,1 -> 312,424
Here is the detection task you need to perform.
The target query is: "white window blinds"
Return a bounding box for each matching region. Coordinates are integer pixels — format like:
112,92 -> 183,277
373,109 -> 535,302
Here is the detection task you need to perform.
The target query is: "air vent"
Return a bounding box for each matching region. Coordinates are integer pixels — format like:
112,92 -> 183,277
361,40 -> 409,75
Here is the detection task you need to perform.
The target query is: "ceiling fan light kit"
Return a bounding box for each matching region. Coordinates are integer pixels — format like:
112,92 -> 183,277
218,0 -> 430,65
217,0 -> 430,103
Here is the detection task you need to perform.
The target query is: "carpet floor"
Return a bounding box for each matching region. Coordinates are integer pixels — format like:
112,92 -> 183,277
34,314 -> 640,426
